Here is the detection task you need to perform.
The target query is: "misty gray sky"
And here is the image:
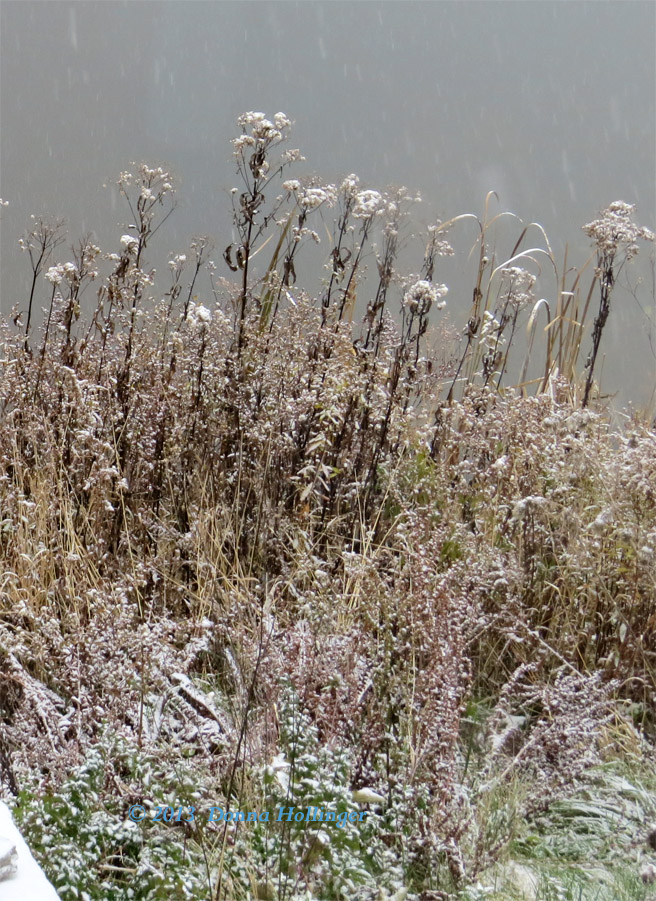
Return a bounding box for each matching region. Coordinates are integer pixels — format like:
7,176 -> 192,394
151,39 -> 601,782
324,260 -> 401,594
1,0 -> 655,404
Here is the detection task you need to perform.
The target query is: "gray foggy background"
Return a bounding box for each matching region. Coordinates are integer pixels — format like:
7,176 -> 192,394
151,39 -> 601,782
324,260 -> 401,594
1,0 -> 655,408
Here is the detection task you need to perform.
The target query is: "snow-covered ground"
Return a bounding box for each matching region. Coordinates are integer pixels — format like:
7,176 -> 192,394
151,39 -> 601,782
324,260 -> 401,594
0,802 -> 59,899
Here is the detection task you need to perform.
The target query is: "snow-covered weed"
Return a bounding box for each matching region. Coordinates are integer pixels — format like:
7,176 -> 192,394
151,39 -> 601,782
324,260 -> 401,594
0,111 -> 654,900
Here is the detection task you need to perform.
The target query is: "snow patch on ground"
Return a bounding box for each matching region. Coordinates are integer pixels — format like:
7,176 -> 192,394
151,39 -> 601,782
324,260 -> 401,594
0,802 -> 60,899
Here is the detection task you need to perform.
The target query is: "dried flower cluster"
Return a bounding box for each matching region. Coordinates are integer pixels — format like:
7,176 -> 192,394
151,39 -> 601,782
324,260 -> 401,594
583,200 -> 655,260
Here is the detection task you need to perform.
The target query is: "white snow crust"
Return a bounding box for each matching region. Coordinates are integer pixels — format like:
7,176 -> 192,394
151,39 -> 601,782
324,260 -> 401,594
0,802 -> 60,899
